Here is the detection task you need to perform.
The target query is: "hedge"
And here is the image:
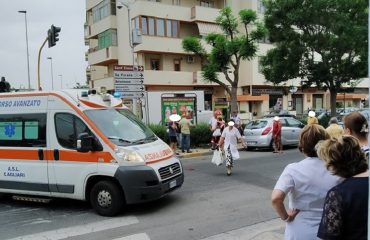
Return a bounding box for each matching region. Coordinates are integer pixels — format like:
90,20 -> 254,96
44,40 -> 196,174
148,123 -> 212,147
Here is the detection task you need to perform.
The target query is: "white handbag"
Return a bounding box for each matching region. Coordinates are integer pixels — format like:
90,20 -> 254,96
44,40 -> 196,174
211,149 -> 223,166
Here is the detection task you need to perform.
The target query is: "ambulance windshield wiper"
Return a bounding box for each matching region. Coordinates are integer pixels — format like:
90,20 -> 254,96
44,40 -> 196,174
132,135 -> 157,144
107,137 -> 133,144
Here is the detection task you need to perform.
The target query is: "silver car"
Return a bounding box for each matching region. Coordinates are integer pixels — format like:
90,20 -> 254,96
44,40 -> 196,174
243,117 -> 305,149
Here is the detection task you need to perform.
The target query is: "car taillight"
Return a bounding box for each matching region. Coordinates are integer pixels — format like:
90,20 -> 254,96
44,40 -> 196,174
262,127 -> 272,135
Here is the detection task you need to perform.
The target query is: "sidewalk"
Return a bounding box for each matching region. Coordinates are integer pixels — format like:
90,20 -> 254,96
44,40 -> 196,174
177,143 -> 245,159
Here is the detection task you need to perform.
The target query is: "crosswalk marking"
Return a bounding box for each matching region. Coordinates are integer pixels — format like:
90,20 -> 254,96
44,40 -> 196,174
112,233 -> 151,240
9,216 -> 139,240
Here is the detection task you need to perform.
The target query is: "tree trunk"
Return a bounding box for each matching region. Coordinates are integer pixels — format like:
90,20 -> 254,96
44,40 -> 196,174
329,88 -> 337,118
230,85 -> 238,118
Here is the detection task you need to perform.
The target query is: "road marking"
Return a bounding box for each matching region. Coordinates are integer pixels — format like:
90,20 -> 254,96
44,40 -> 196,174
9,216 -> 139,240
112,233 -> 150,240
201,218 -> 284,240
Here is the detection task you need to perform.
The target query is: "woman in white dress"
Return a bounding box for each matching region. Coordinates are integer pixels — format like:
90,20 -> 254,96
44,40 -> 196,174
218,120 -> 247,176
271,124 -> 342,240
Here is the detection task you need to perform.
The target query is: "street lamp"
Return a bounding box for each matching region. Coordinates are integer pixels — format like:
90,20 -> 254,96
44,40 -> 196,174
58,74 -> 63,89
47,57 -> 54,90
117,0 -> 135,66
18,10 -> 31,90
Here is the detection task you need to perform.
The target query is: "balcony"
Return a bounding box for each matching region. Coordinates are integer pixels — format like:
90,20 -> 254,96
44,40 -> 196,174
88,46 -> 118,66
92,76 -> 115,90
131,1 -> 189,22
144,70 -> 228,86
86,0 -> 103,11
135,36 -> 187,54
190,6 -> 221,23
88,15 -> 117,38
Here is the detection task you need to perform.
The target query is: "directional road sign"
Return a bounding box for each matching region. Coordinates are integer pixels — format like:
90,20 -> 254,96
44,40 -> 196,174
120,91 -> 145,99
114,65 -> 145,99
115,85 -> 145,92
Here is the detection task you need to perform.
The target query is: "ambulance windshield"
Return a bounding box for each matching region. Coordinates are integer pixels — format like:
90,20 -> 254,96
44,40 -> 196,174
85,109 -> 157,146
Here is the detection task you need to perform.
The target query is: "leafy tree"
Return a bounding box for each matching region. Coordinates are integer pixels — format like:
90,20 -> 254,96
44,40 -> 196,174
261,0 -> 368,116
182,7 -> 266,113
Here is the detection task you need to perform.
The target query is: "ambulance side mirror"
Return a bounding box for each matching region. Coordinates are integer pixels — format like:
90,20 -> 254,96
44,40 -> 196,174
77,133 -> 93,152
77,133 -> 103,152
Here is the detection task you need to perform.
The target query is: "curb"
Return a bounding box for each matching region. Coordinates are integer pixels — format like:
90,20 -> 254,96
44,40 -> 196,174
177,149 -> 213,159
178,147 -> 245,159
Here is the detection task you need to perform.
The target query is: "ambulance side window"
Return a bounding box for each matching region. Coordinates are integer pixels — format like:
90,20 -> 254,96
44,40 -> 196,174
55,113 -> 91,150
0,113 -> 46,147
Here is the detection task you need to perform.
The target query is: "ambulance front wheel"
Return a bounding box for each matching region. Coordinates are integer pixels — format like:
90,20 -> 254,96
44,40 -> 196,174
90,180 -> 125,216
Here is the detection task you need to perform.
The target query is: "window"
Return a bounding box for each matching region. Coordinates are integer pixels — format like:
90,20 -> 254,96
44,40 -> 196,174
286,118 -> 302,127
148,17 -> 155,35
166,20 -> 172,37
172,0 -> 180,5
0,113 -> 46,147
92,0 -> 116,23
157,19 -> 165,36
138,16 -> 179,38
172,20 -> 178,37
174,59 -> 181,71
200,0 -> 214,7
55,113 -> 91,150
151,59 -> 160,70
141,17 -> 148,35
98,29 -> 118,49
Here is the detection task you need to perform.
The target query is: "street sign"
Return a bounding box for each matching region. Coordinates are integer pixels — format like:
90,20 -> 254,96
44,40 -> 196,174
114,65 -> 144,99
120,91 -> 145,99
115,85 -> 145,92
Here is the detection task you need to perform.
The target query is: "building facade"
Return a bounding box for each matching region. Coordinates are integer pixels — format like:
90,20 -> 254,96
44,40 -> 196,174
84,0 -> 368,120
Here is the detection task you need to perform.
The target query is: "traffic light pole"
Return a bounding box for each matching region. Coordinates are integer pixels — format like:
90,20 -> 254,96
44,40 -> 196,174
37,37 -> 48,91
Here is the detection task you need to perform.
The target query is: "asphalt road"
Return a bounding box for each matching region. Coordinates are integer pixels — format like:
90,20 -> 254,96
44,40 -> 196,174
0,148 -> 303,240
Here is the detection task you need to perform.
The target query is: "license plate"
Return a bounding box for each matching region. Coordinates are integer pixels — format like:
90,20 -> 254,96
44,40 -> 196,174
169,180 -> 177,189
247,141 -> 257,145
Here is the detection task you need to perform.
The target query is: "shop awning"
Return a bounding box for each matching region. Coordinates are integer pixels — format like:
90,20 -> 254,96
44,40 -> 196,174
336,93 -> 368,100
235,95 -> 269,102
196,22 -> 223,36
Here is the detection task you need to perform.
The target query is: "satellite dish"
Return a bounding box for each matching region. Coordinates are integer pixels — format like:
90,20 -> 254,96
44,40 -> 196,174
289,86 -> 298,93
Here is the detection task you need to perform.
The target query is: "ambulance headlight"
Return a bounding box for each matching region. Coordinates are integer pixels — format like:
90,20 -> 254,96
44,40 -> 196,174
116,149 -> 145,163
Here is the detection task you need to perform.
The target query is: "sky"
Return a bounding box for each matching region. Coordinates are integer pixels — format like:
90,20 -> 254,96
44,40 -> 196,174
0,0 -> 88,90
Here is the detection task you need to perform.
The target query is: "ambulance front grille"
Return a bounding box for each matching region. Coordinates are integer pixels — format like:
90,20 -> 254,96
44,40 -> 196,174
158,163 -> 181,180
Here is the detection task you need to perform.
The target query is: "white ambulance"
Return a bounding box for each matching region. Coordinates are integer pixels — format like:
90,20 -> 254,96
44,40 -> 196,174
0,90 -> 184,216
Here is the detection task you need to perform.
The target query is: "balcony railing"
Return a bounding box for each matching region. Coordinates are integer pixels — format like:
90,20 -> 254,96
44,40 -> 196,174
88,46 -> 118,66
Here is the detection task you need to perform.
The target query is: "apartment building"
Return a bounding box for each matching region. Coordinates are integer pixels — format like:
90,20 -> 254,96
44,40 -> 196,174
84,0 -> 368,120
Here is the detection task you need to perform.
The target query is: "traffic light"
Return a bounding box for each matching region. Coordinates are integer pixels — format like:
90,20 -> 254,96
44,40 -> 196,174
47,25 -> 61,48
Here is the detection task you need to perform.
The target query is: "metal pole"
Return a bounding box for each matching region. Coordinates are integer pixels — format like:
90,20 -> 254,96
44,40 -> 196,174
47,57 -> 54,90
37,38 -> 48,91
18,10 -> 31,90
58,74 -> 63,89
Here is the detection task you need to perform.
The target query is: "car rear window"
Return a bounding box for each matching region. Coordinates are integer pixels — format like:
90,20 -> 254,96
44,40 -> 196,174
246,120 -> 268,129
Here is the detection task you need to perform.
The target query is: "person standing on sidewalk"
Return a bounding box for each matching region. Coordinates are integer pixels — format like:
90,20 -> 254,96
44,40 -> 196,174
343,112 -> 369,158
325,117 -> 344,139
218,120 -> 247,176
271,124 -> 341,240
209,109 -> 222,150
272,116 -> 282,153
179,113 -> 194,153
316,136 -> 368,240
307,110 -> 318,125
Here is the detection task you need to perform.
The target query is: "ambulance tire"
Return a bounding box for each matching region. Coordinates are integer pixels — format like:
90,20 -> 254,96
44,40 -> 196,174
90,180 -> 125,216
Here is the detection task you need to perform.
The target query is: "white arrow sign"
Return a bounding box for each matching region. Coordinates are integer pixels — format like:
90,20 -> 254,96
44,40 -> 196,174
115,85 -> 145,92
118,91 -> 145,99
114,72 -> 144,79
115,78 -> 144,85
